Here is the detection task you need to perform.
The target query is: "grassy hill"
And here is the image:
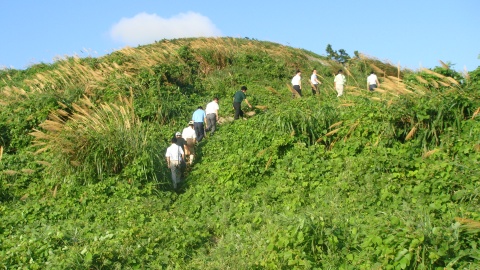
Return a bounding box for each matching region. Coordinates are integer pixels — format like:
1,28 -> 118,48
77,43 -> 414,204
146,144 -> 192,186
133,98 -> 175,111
1,37 -> 480,269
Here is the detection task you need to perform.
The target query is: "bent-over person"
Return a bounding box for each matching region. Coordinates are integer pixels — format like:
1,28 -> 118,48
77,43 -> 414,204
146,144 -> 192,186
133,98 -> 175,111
182,121 -> 197,165
232,86 -> 252,120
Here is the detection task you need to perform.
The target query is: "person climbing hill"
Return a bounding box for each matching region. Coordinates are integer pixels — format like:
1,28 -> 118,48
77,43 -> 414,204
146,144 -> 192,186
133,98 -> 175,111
192,106 -> 206,142
205,97 -> 219,136
174,132 -> 186,152
367,71 -> 380,91
182,121 -> 196,165
310,69 -> 322,95
165,137 -> 184,190
232,86 -> 252,120
291,70 -> 302,97
334,69 -> 346,97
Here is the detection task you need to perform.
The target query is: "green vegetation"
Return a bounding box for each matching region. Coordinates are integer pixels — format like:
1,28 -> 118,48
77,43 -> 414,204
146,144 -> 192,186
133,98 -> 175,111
326,44 -> 351,64
1,37 -> 479,269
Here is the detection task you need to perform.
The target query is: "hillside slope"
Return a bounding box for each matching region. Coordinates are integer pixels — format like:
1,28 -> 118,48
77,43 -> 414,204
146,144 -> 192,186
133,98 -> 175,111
1,37 -> 480,269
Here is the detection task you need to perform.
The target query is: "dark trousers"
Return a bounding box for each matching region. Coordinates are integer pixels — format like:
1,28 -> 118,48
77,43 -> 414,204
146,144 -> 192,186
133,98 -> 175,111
194,122 -> 205,142
311,84 -> 318,95
293,85 -> 302,97
206,114 -> 217,134
233,102 -> 243,120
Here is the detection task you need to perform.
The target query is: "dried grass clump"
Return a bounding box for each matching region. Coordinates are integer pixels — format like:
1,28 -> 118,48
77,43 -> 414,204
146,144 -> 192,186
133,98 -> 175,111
419,68 -> 459,87
381,77 -> 412,95
255,105 -> 268,110
256,148 -> 268,157
343,121 -> 359,142
455,217 -> 480,232
2,170 -> 18,176
35,160 -> 52,167
373,88 -> 387,94
444,76 -> 459,86
266,86 -> 280,95
421,68 -> 446,80
287,83 -> 301,98
265,156 -> 273,170
405,125 -> 417,141
473,144 -> 480,152
463,67 -> 470,81
422,148 -> 439,158
429,79 -> 439,88
369,63 -> 385,76
0,86 -> 29,104
439,60 -> 450,69
415,75 -> 429,85
387,99 -> 394,107
21,169 -> 36,175
325,128 -> 340,137
329,121 -> 343,129
410,84 -> 428,95
472,107 -> 480,119
438,81 -> 450,87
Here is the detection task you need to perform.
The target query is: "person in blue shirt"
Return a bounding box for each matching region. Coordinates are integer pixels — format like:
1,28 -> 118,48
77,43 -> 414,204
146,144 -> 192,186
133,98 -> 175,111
192,106 -> 206,142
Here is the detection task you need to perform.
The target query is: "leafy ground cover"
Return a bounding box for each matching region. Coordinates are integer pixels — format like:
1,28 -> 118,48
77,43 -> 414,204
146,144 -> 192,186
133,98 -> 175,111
1,37 -> 479,269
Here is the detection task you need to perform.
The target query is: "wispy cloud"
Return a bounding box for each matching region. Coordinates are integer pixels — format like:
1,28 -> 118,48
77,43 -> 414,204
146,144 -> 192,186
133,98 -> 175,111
110,12 -> 222,45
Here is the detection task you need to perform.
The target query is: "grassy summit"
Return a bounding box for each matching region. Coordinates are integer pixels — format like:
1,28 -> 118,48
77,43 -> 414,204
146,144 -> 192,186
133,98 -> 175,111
1,37 -> 479,269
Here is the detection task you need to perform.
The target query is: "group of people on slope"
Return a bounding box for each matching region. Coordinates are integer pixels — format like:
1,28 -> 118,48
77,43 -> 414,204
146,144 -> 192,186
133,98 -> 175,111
165,86 -> 252,189
291,69 -> 323,97
166,69 -> 380,189
164,121 -> 196,190
291,69 -> 380,97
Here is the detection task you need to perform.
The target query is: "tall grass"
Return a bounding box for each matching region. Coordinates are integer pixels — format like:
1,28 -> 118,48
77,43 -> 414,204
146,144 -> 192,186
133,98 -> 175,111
30,93 -> 160,183
254,98 -> 341,146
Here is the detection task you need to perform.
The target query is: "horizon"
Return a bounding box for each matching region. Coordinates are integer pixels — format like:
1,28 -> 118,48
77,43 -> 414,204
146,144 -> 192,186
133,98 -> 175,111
1,0 -> 479,72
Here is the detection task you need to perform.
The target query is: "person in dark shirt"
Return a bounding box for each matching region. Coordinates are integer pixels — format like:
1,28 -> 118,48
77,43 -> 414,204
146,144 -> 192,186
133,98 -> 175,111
174,132 -> 186,151
232,86 -> 252,120
173,131 -> 187,174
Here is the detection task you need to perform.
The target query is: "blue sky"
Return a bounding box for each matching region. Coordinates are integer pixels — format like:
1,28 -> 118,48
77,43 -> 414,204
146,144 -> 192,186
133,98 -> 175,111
1,0 -> 479,71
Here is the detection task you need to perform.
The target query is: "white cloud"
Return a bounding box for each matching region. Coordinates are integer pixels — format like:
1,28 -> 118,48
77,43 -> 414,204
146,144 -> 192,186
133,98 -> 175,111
110,12 -> 222,45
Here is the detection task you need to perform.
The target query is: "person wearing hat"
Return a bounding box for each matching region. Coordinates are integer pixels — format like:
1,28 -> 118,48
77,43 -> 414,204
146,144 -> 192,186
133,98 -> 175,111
232,86 -> 252,120
291,69 -> 302,97
174,131 -> 186,152
174,131 -> 187,173
205,97 -> 219,136
165,137 -> 184,190
334,69 -> 346,97
192,106 -> 206,142
182,121 -> 196,165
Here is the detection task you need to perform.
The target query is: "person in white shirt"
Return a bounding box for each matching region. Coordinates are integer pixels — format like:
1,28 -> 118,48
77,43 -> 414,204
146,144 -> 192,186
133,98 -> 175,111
310,69 -> 322,95
291,70 -> 302,97
367,71 -> 380,91
182,121 -> 196,165
165,137 -> 185,190
205,97 -> 219,136
334,69 -> 346,97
